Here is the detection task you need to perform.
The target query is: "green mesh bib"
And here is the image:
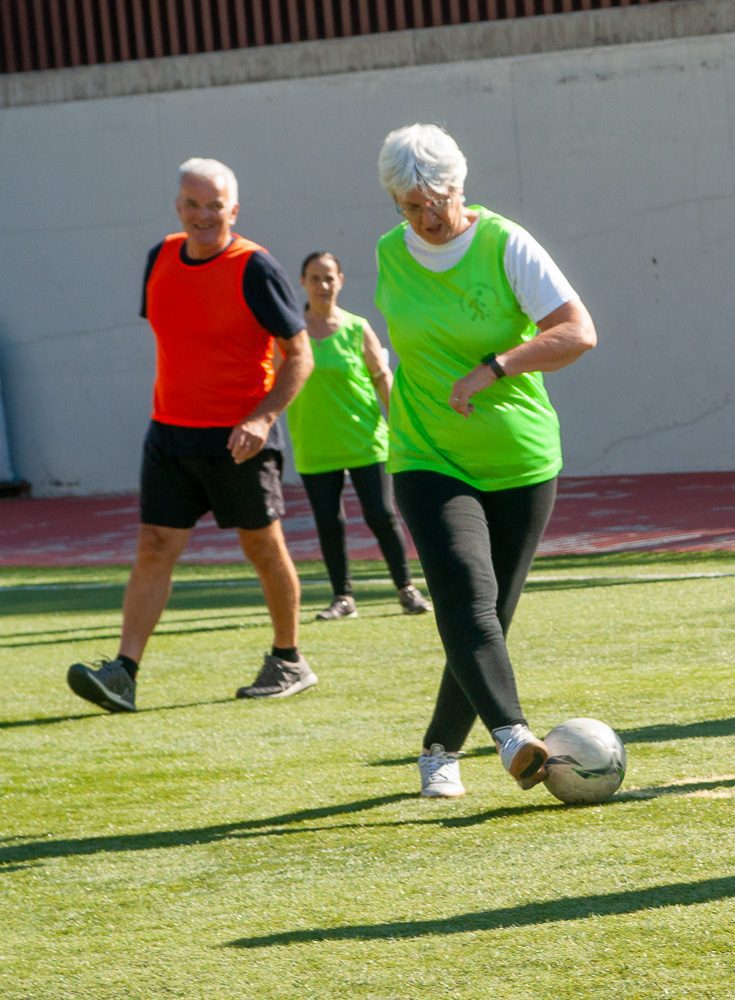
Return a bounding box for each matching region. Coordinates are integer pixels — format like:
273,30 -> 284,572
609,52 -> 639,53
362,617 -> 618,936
287,309 -> 389,474
375,207 -> 562,490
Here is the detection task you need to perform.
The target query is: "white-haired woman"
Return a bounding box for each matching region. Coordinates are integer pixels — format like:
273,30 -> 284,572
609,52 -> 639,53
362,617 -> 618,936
375,123 -> 597,797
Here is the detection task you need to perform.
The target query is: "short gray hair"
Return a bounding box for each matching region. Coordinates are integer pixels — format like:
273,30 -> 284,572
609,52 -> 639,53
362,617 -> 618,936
378,123 -> 468,199
178,157 -> 239,204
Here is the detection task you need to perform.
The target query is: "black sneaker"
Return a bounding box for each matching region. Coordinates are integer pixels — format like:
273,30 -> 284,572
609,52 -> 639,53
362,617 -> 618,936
398,585 -> 430,615
235,653 -> 318,699
315,595 -> 358,621
67,657 -> 137,713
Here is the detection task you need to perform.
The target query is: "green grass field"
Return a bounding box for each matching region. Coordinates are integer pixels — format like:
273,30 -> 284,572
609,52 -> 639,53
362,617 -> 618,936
1,552 -> 734,999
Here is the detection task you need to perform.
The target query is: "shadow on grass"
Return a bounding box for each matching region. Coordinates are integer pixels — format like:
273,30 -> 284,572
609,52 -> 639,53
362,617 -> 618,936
371,716 -> 735,766
0,792 -> 415,869
225,874 -> 735,949
1,573 -> 406,621
620,717 -> 735,743
6,556 -> 731,622
531,551 -> 735,572
1,576 -> 333,619
524,571 -> 735,594
2,775 -> 733,873
0,617 -> 268,650
615,776 -> 735,801
0,697 -> 235,730
1,599 -> 400,649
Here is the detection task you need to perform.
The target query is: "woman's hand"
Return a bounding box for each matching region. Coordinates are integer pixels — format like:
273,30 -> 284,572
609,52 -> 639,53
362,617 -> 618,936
449,365 -> 496,417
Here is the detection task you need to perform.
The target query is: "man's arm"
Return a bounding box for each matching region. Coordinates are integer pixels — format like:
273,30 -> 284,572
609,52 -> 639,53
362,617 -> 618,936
140,242 -> 164,318
227,330 -> 313,464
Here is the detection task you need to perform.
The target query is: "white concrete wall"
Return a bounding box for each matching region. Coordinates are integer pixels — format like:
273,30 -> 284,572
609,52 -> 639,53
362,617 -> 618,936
0,3 -> 733,495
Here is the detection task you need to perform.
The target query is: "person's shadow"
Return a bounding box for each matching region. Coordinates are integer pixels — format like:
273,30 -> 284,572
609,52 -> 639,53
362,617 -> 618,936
3,773 -> 733,874
225,870 -> 735,949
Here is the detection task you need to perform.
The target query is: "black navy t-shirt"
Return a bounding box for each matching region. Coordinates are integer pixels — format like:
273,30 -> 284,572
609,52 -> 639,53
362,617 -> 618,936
141,238 -> 303,456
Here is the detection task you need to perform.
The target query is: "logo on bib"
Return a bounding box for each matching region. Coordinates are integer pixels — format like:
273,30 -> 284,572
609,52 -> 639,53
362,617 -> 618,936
460,284 -> 494,322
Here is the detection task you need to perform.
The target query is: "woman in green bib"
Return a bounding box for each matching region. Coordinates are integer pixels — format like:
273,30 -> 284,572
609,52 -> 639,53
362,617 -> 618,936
375,124 -> 597,798
287,251 -> 428,620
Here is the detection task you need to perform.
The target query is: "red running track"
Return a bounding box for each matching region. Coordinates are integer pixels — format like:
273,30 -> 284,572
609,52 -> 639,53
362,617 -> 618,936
1,473 -> 733,567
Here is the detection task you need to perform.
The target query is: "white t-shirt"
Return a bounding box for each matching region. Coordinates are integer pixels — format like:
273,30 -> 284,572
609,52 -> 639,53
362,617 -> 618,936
403,218 -> 578,323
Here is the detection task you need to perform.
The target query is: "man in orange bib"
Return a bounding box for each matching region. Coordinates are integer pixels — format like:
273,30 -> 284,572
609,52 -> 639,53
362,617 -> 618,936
66,157 -> 316,712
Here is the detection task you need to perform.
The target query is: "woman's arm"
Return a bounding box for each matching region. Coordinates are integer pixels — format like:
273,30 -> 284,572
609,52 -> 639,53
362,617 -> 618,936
497,300 -> 597,374
362,322 -> 393,413
449,300 -> 596,417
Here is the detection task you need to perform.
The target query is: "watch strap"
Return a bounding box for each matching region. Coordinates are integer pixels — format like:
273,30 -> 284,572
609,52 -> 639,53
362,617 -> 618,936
481,352 -> 506,379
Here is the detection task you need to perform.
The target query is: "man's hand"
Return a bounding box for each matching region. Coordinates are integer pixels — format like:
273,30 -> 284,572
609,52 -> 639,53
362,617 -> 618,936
227,330 -> 313,464
227,415 -> 272,464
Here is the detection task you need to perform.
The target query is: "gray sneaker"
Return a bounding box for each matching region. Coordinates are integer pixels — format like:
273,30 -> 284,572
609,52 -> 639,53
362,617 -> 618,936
316,595 -> 358,621
235,653 -> 318,699
398,585 -> 430,615
67,657 -> 137,713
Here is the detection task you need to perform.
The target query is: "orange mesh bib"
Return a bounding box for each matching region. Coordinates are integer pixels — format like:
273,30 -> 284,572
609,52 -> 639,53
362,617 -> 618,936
146,234 -> 275,427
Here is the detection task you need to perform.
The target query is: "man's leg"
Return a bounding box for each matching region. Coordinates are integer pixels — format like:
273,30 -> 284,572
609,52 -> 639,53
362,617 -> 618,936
67,523 -> 190,712
237,520 -> 300,648
119,523 -> 192,662
234,520 -> 318,699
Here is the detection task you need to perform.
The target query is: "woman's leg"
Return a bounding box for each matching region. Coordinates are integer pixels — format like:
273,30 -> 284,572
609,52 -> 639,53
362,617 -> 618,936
349,463 -> 411,589
395,471 -> 555,751
485,477 -> 557,633
301,470 -> 351,596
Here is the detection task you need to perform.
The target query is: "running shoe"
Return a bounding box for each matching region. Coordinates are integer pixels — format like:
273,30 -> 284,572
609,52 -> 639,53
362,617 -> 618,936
235,653 -> 318,699
66,657 -> 137,713
398,585 -> 430,615
315,595 -> 358,621
493,723 -> 548,789
418,743 -> 465,798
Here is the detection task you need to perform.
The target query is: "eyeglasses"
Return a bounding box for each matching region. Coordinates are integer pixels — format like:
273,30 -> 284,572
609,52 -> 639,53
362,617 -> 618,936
395,194 -> 454,219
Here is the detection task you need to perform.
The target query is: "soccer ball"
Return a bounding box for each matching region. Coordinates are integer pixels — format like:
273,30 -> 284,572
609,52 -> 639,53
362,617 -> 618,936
543,717 -> 626,804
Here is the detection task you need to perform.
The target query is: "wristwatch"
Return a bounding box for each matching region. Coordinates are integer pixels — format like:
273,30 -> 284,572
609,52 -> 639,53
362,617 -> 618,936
481,352 -> 506,379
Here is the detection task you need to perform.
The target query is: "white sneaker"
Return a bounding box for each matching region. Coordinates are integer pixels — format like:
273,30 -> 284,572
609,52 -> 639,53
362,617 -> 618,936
493,724 -> 548,789
418,744 -> 465,798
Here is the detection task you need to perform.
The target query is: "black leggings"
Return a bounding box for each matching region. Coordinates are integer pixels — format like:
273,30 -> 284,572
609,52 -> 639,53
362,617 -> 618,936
394,471 -> 557,751
301,463 -> 411,596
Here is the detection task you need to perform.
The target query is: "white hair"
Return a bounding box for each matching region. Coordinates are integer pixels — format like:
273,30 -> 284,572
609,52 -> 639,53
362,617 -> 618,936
377,123 -> 468,199
178,157 -> 238,204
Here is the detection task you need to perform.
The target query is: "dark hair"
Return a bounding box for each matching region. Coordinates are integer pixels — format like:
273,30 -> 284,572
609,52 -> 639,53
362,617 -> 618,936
300,250 -> 342,277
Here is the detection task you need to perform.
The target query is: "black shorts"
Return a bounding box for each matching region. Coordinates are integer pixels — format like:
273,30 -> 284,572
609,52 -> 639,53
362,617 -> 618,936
140,441 -> 285,530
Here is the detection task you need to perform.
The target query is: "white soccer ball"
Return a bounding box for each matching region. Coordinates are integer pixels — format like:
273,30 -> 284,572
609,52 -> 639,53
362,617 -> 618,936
543,717 -> 626,804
